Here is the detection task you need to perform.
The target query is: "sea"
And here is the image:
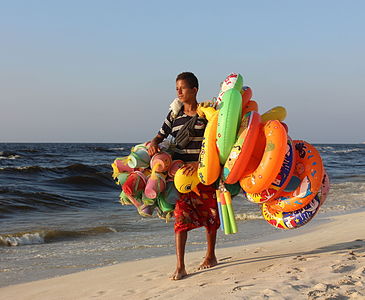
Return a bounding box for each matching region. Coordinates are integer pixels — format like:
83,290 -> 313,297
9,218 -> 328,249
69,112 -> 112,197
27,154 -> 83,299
0,143 -> 364,287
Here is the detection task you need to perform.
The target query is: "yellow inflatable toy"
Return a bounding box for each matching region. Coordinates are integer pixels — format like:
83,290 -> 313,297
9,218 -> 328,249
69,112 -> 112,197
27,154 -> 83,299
261,106 -> 287,123
197,106 -> 221,185
174,168 -> 200,195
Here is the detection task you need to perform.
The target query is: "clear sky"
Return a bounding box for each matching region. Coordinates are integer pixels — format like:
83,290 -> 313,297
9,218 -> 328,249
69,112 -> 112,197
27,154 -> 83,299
1,0 -> 364,143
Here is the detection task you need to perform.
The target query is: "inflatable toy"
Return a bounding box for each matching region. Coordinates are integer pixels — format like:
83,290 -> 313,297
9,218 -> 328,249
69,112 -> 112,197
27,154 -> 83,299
138,204 -> 155,217
241,86 -> 252,108
242,100 -> 258,115
262,171 -> 329,229
174,168 -> 200,195
197,106 -> 221,185
164,181 -> 180,205
281,122 -> 289,133
115,172 -> 129,186
144,152 -> 171,198
215,73 -> 244,109
127,143 -> 151,168
240,120 -> 287,193
168,160 -> 184,178
145,173 -> 166,199
150,152 -> 172,173
223,111 -> 261,184
157,193 -> 175,213
122,171 -> 147,208
241,123 -> 266,177
224,182 -> 242,197
246,137 -> 295,203
261,106 -> 287,123
266,140 -> 324,212
216,88 -> 242,164
112,157 -> 134,175
119,190 -> 132,205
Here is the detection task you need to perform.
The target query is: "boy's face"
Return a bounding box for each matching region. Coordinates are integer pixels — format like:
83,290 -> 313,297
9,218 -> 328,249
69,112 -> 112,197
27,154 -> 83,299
176,80 -> 197,103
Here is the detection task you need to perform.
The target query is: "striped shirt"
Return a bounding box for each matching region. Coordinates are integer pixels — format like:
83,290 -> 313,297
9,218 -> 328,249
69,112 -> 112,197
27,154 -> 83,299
158,107 -> 207,162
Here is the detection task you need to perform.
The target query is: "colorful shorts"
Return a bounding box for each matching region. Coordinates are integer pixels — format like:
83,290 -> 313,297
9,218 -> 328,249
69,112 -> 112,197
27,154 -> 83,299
174,184 -> 220,233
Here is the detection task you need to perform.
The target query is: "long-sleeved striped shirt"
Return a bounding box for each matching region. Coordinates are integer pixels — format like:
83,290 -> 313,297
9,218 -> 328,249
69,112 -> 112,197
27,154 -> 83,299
158,107 -> 207,162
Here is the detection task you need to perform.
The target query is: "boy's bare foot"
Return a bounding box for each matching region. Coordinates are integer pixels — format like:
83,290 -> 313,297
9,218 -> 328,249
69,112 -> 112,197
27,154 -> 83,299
198,256 -> 218,270
170,267 -> 188,280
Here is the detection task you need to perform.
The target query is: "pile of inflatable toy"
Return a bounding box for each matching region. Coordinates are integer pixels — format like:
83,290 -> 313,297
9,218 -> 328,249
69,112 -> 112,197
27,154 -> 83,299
112,73 -> 330,233
199,73 -> 330,231
111,142 -> 182,220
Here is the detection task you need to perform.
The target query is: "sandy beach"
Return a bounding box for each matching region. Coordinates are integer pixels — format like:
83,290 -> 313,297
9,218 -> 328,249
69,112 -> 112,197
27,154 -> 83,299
1,210 -> 364,300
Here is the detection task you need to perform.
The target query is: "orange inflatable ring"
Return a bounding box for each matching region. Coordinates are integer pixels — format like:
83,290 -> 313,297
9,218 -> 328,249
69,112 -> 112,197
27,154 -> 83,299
240,123 -> 266,177
262,171 -> 329,229
239,120 -> 287,194
223,111 -> 261,184
246,137 -> 295,203
266,140 -> 324,212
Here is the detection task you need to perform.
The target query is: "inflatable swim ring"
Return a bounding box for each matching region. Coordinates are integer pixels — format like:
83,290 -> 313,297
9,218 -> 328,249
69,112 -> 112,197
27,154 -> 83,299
246,137 -> 295,203
266,140 -> 324,212
223,111 -> 261,184
240,120 -> 287,193
262,171 -> 329,229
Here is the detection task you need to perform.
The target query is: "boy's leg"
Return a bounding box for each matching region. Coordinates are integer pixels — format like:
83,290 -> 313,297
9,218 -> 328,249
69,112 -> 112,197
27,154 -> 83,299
171,230 -> 188,280
199,228 -> 218,270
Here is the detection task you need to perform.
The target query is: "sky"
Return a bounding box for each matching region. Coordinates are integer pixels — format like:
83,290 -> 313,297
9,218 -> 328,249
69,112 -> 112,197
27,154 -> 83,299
0,0 -> 364,143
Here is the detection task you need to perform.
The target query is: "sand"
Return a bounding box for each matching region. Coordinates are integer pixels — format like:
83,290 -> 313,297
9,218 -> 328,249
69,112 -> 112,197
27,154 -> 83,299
1,210 -> 365,300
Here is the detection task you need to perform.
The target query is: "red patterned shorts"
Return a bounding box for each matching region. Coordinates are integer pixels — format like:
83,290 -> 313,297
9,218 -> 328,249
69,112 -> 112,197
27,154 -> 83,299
174,184 -> 220,233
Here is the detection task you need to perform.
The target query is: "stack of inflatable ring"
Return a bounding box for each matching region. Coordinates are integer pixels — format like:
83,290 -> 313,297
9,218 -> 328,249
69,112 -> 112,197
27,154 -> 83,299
196,72 -> 330,231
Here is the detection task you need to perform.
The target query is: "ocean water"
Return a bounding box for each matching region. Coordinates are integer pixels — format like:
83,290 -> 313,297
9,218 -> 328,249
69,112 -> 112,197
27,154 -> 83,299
0,143 -> 364,287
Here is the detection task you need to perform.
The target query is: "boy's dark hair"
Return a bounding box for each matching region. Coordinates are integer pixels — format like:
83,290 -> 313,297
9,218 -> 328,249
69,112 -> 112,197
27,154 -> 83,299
176,72 -> 199,89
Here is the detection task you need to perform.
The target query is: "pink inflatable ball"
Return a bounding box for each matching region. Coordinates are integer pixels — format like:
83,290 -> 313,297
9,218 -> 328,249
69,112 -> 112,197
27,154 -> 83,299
114,157 -> 134,173
150,152 -> 172,173
168,160 -> 184,178
122,171 -> 147,197
144,173 -> 166,199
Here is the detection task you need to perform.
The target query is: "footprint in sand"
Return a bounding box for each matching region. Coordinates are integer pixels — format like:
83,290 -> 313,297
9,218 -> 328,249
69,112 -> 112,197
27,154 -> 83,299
219,256 -> 232,262
337,276 -> 356,286
259,264 -> 274,272
331,264 -> 356,273
307,283 -> 342,300
286,267 -> 304,274
354,266 -> 365,276
232,284 -> 254,292
294,255 -> 319,261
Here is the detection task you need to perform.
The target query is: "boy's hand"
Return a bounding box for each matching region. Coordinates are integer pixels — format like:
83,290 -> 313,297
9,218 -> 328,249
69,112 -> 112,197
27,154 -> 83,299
181,161 -> 199,176
148,141 -> 160,156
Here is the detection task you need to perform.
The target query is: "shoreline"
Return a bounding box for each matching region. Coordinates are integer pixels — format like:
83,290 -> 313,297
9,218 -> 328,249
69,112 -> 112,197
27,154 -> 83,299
1,209 -> 365,299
